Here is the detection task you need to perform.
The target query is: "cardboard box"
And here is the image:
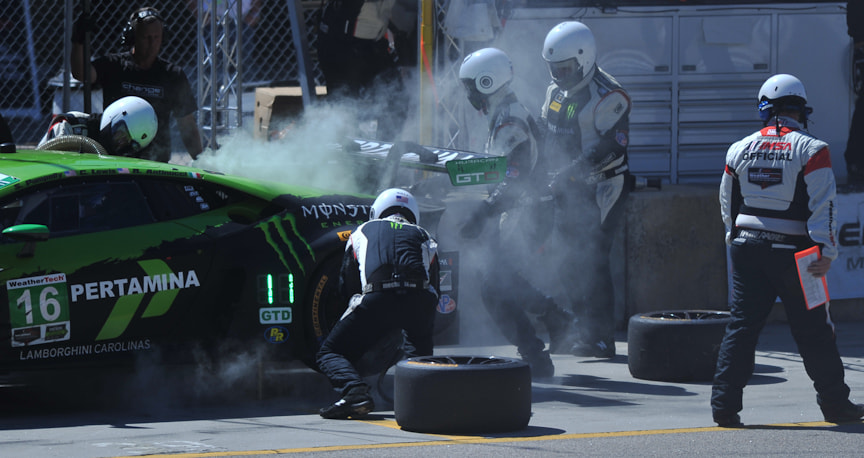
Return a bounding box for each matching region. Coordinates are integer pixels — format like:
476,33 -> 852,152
253,86 -> 327,140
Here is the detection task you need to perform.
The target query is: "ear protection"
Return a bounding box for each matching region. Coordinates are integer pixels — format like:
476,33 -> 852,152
758,97 -> 812,124
120,7 -> 164,49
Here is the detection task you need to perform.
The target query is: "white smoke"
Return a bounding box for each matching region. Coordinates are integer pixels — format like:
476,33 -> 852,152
190,102 -> 363,194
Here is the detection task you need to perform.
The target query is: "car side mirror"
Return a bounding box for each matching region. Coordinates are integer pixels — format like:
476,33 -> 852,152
2,224 -> 50,257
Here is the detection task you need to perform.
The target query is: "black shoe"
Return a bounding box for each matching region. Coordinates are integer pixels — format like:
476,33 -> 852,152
540,307 -> 578,355
319,392 -> 375,419
571,338 -> 615,358
521,350 -> 554,379
821,401 -> 864,423
713,413 -> 743,428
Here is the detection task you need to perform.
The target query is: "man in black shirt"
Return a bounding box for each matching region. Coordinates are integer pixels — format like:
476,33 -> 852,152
71,6 -> 202,162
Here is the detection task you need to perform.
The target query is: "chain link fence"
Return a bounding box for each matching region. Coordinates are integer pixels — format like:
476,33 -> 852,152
0,0 -> 484,150
0,0 -> 328,146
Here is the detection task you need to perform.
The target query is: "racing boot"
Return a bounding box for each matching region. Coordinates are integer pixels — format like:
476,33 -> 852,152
539,305 -> 578,355
519,349 -> 554,380
571,337 -> 616,358
820,400 -> 864,423
319,385 -> 375,419
713,412 -> 743,428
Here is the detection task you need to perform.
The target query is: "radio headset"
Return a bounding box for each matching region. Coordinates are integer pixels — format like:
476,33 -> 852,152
120,7 -> 164,50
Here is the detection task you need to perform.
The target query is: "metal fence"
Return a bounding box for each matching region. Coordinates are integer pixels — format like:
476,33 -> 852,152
1,0 -> 483,151
0,0 -> 329,145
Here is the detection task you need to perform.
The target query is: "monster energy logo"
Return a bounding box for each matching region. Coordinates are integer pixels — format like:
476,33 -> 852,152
257,214 -> 315,275
567,104 -> 577,120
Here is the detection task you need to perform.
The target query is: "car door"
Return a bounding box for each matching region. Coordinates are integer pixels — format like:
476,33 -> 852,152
0,177 -> 216,370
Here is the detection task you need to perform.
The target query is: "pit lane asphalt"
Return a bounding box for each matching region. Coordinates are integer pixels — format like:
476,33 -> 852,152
1,320 -> 862,458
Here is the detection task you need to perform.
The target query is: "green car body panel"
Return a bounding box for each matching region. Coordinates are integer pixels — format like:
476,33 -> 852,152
0,149 -> 374,377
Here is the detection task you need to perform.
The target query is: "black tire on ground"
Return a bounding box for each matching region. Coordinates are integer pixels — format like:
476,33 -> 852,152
394,355 -> 531,434
627,310 -> 733,382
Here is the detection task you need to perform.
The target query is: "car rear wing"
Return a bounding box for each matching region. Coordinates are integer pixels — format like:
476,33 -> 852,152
340,138 -> 506,189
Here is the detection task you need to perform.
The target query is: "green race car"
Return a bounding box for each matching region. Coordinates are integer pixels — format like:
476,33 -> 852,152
0,145 -> 459,381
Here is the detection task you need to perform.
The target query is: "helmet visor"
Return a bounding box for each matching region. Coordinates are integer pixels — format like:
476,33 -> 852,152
461,78 -> 487,112
110,121 -> 142,155
547,58 -> 583,88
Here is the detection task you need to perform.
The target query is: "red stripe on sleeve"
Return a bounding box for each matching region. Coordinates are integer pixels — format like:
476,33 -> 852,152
804,147 -> 832,175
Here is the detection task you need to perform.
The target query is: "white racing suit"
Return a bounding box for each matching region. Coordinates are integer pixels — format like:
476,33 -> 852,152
540,65 -> 631,354
719,116 -> 837,259
469,89 -> 572,360
712,116 -> 849,420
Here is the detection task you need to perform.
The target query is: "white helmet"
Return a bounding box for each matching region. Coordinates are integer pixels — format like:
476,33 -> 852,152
542,21 -> 596,89
757,74 -> 810,122
99,96 -> 158,155
370,188 -> 420,225
459,48 -> 513,113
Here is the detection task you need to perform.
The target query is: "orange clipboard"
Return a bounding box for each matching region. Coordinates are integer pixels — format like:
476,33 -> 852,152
794,246 -> 829,310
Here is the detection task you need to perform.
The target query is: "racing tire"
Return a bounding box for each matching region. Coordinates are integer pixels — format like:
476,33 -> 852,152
627,310 -> 732,382
300,255 -> 405,377
300,255 -> 346,371
394,355 -> 531,434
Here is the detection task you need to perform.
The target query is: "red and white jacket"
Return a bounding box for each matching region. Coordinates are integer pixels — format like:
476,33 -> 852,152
720,116 -> 838,259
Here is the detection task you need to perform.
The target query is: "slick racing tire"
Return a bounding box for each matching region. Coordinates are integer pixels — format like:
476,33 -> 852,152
627,310 -> 732,382
394,355 -> 531,434
301,255 -> 346,371
301,255 -> 404,377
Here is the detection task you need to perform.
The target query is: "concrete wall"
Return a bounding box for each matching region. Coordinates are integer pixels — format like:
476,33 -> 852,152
621,184 -> 728,320
621,185 -> 864,325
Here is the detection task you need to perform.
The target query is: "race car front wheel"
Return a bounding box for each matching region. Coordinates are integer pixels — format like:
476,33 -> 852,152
300,255 -> 404,377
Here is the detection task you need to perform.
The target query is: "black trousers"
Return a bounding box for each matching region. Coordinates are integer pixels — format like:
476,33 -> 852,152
711,238 -> 850,416
316,289 -> 437,396
553,178 -> 629,344
479,256 -> 550,357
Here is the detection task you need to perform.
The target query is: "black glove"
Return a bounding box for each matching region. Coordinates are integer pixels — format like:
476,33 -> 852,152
460,202 -> 494,239
72,13 -> 96,45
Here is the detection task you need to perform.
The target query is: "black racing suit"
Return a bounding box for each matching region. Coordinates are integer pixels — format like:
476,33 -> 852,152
540,65 -> 631,351
316,214 -> 439,397
712,116 -> 850,418
93,52 -> 198,162
467,89 -> 561,358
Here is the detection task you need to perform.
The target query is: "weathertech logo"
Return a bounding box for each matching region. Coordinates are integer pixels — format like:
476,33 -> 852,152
747,167 -> 783,189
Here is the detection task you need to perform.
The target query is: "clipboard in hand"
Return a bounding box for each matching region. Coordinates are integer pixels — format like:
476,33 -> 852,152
794,246 -> 829,310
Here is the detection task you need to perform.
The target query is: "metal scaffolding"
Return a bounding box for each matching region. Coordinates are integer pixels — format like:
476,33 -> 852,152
196,0 -> 316,150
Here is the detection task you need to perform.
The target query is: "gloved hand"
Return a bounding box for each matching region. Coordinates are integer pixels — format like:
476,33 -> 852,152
72,13 -> 96,45
460,202 -> 493,239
